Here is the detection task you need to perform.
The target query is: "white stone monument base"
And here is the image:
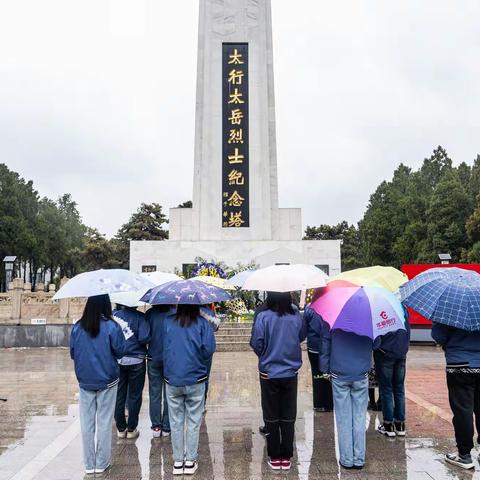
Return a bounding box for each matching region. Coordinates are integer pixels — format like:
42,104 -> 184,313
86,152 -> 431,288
130,239 -> 341,276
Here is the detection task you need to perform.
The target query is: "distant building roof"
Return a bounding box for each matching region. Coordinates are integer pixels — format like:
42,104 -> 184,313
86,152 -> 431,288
3,256 -> 17,262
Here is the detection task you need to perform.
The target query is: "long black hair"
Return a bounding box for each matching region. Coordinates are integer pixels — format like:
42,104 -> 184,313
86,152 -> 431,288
176,304 -> 200,328
79,294 -> 112,338
266,292 -> 295,317
150,304 -> 171,313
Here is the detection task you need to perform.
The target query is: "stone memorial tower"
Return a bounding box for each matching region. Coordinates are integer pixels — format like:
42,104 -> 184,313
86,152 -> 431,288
130,0 -> 341,275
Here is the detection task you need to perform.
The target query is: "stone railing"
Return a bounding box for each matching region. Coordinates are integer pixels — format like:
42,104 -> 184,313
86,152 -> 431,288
0,278 -> 86,325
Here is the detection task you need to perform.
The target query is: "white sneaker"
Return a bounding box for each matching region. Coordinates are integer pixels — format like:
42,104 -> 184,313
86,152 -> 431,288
445,452 -> 475,470
126,429 -> 140,439
152,427 -> 161,438
184,461 -> 198,475
117,429 -> 127,439
94,464 -> 110,474
173,461 -> 184,475
162,430 -> 171,437
85,469 -> 94,475
376,423 -> 396,438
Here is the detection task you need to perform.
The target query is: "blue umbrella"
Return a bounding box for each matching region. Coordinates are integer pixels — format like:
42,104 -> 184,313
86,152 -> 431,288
141,279 -> 231,305
400,267 -> 480,331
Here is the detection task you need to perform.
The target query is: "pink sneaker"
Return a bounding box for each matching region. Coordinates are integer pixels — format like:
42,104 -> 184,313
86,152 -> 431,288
152,427 -> 161,438
281,459 -> 291,470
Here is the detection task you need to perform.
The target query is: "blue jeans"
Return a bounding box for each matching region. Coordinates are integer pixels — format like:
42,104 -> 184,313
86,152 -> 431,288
148,360 -> 170,431
166,382 -> 205,463
374,351 -> 406,423
115,361 -> 146,432
332,377 -> 368,468
79,385 -> 117,471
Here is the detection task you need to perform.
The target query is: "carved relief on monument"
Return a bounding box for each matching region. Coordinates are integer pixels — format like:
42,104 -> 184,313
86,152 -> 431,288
247,0 -> 260,30
211,0 -> 236,36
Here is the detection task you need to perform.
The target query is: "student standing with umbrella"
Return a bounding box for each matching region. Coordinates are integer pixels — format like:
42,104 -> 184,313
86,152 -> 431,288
328,267 -> 410,430
145,304 -> 175,438
70,295 -> 130,475
110,302 -> 150,439
141,280 -> 229,476
313,281 -> 407,470
374,308 -> 410,437
401,267 -> 480,470
55,269 -> 150,476
250,292 -> 307,471
242,264 -> 327,447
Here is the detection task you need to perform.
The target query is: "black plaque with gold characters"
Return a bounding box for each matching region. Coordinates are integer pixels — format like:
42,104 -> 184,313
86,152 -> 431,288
222,43 -> 249,228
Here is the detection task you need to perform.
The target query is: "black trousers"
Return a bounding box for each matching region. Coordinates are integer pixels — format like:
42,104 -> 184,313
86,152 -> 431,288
446,372 -> 480,455
260,375 -> 298,459
115,361 -> 146,432
308,351 -> 333,410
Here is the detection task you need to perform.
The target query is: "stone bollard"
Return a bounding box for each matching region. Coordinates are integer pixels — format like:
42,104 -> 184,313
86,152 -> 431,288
23,282 -> 32,292
59,277 -> 70,322
48,284 -> 56,292
11,278 -> 24,321
35,282 -> 45,293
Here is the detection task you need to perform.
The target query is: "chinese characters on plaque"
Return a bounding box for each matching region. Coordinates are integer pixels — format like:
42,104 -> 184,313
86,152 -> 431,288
222,43 -> 249,228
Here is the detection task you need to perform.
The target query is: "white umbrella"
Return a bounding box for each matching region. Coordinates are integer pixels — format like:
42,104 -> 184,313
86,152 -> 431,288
109,272 -> 182,307
141,271 -> 182,287
241,264 -> 328,292
53,269 -> 152,300
226,270 -> 255,287
109,289 -> 150,308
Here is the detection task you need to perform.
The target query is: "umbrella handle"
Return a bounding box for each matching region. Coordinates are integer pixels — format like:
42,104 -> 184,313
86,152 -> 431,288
300,290 -> 306,309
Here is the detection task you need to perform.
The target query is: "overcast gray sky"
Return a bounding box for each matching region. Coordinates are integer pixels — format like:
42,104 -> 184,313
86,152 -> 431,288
1,1 -> 479,237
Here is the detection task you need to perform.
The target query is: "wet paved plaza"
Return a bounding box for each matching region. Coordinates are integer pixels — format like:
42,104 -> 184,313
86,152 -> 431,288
0,346 -> 479,480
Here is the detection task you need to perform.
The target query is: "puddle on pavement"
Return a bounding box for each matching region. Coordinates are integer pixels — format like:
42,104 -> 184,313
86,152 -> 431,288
1,348 -> 479,479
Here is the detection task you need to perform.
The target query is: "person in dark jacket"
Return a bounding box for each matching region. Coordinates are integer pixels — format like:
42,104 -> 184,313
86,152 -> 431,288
112,304 -> 150,439
250,292 -> 307,472
432,322 -> 480,470
199,305 -> 220,404
164,304 -> 216,476
70,294 -> 128,475
254,293 -> 271,435
304,306 -> 333,411
146,305 -> 175,438
374,311 -> 410,437
320,322 -> 373,470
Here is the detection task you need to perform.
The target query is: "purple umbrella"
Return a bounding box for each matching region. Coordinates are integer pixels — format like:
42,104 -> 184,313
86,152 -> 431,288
141,279 -> 231,305
311,280 -> 406,339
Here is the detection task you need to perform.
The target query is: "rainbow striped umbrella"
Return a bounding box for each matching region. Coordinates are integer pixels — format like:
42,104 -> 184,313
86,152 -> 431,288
311,280 -> 406,339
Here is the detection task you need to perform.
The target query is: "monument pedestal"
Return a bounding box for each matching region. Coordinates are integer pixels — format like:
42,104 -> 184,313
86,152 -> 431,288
130,239 -> 340,276
130,0 -> 341,275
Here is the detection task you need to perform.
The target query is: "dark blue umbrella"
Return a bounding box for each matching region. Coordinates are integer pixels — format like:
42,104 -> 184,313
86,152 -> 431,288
400,267 -> 480,331
141,279 -> 231,305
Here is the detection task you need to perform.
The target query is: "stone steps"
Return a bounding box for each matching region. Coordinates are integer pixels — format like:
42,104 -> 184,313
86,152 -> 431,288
217,327 -> 252,336
215,322 -> 252,352
216,342 -> 251,352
